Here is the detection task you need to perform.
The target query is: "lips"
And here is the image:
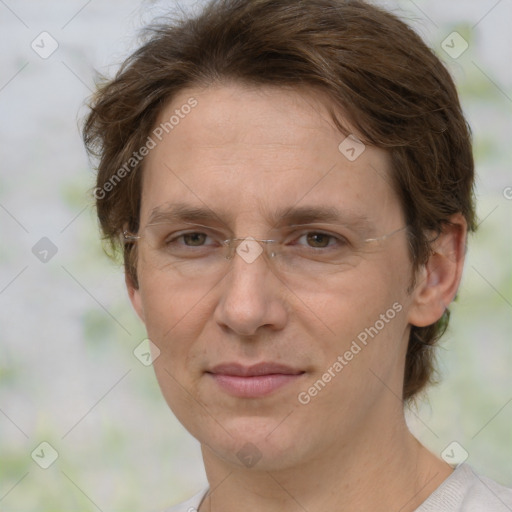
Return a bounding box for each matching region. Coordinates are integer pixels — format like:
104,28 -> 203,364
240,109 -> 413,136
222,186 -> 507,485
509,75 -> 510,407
206,362 -> 305,398
209,362 -> 304,377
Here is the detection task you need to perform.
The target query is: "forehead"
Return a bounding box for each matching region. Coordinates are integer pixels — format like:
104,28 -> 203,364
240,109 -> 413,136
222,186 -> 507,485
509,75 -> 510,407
140,83 -> 402,229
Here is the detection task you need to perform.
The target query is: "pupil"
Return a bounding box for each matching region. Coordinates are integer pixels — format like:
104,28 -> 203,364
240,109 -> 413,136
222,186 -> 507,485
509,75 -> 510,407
307,233 -> 329,248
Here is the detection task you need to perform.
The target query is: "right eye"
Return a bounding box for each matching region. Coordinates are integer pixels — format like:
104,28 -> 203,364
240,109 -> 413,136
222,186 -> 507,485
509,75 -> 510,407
169,232 -> 208,246
164,231 -> 218,247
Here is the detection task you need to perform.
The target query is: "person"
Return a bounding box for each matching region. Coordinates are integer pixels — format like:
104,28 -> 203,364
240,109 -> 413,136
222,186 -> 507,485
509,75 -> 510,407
82,0 -> 512,510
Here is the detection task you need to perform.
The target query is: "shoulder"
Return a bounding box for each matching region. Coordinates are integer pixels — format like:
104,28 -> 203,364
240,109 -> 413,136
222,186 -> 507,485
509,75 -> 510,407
416,464 -> 512,512
159,487 -> 209,512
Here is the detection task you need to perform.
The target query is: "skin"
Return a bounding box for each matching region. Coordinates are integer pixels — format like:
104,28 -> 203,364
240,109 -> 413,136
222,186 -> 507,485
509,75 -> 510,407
127,83 -> 467,512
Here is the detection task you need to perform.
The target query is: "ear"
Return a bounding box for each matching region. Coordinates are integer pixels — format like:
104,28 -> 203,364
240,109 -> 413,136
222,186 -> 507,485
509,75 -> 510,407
126,271 -> 146,324
407,213 -> 468,327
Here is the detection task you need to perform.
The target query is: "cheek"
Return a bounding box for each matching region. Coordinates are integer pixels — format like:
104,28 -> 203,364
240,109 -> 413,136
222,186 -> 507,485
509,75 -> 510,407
315,253 -> 411,366
137,271 -> 205,361
138,274 -> 211,426
321,287 -> 407,371
300,284 -> 409,420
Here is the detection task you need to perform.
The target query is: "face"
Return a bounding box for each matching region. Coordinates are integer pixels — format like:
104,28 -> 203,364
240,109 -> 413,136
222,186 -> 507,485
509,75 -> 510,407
129,83 -> 419,471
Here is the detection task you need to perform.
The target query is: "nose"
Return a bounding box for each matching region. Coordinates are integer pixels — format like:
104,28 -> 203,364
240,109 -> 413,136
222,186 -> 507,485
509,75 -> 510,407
213,241 -> 287,337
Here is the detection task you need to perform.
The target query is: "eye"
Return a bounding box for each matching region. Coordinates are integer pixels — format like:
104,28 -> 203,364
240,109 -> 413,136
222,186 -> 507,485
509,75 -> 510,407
181,232 -> 207,246
294,231 -> 348,249
165,231 -> 216,248
304,232 -> 332,248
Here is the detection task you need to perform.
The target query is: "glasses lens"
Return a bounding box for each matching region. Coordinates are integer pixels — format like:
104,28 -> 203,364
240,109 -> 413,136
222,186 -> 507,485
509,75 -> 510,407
136,222 -> 402,279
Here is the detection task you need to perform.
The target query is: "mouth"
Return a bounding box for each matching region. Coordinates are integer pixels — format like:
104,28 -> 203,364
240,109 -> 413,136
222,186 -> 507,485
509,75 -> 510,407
206,362 -> 306,398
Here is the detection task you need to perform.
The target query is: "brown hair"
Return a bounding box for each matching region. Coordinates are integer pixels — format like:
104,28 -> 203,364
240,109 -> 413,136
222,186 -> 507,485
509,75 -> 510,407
83,0 -> 476,401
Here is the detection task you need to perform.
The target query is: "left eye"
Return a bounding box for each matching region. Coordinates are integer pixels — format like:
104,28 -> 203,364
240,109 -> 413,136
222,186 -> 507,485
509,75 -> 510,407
181,232 -> 210,246
295,232 -> 344,249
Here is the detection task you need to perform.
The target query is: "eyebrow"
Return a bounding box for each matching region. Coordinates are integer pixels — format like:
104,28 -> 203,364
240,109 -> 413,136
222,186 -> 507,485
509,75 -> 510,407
146,202 -> 373,231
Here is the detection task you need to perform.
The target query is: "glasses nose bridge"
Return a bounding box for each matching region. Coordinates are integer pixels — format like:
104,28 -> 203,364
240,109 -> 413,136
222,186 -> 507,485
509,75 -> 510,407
224,237 -> 279,262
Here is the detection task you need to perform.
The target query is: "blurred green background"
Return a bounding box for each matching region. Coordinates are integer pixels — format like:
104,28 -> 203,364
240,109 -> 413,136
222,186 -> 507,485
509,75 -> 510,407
1,0 -> 511,510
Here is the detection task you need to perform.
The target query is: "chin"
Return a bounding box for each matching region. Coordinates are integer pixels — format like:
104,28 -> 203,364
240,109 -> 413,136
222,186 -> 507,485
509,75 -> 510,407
194,414 -> 312,471
208,435 -> 309,472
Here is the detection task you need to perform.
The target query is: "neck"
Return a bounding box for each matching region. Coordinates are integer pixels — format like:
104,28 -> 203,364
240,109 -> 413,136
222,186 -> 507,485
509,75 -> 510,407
198,402 -> 452,512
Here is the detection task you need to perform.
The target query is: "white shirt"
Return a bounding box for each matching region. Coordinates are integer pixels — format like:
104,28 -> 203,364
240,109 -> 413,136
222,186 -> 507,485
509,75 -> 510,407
161,464 -> 512,512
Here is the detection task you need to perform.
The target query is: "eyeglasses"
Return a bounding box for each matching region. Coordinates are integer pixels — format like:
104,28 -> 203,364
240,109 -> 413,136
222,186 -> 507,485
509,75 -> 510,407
123,221 -> 408,282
